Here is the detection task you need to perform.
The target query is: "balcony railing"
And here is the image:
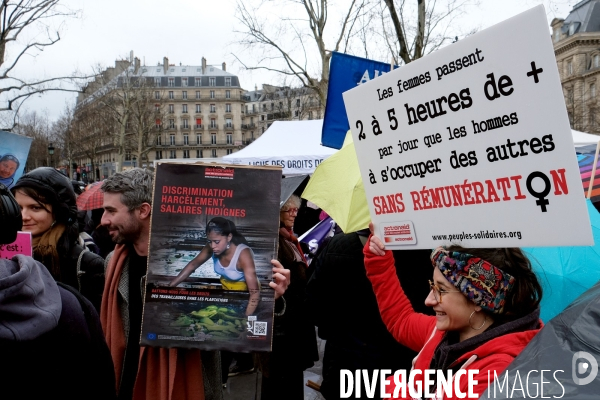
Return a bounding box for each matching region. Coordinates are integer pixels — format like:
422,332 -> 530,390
180,124 -> 191,130
195,124 -> 204,129
154,140 -> 240,147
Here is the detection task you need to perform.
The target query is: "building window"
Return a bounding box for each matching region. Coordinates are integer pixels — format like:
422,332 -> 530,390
226,118 -> 232,128
169,119 -> 175,129
195,91 -> 201,99
296,99 -> 300,107
309,111 -> 313,120
271,103 -> 274,110
170,135 -> 176,145
168,78 -> 174,87
170,150 -> 176,159
155,119 -> 161,129
261,115 -> 265,121
210,90 -> 215,99
227,133 -> 233,144
125,151 -> 131,161
156,135 -> 162,145
262,103 -> 267,111
567,60 -> 573,76
226,90 -> 231,99
595,55 -> 600,69
554,29 -> 560,42
210,77 -> 215,86
169,91 -> 174,99
182,91 -> 188,99
182,104 -> 188,113
212,149 -> 217,158
211,133 -> 217,144
197,135 -> 202,144
197,149 -> 203,158
196,104 -> 201,113
225,77 -> 231,87
196,118 -> 202,128
226,103 -> 231,113
569,23 -> 577,36
210,104 -> 216,113
210,118 -> 217,128
182,120 -> 189,129
226,149 -> 233,155
156,151 -> 162,159
182,78 -> 188,87
591,83 -> 597,99
295,110 -> 299,117
155,91 -> 160,100
169,104 -> 174,113
155,104 -> 160,112
155,78 -> 161,86
183,150 -> 190,158
195,78 -> 201,87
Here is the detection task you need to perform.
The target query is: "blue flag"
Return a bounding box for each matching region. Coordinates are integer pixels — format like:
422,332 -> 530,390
322,52 -> 397,149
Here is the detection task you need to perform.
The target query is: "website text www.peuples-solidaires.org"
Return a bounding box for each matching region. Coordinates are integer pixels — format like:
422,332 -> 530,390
432,230 -> 522,242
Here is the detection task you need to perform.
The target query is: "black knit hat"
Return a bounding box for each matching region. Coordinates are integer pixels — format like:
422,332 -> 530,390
12,167 -> 77,225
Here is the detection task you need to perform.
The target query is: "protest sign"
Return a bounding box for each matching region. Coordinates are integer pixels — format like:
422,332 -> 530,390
322,52 -> 396,149
0,232 -> 32,259
0,131 -> 33,189
342,5 -> 592,249
140,162 -> 281,352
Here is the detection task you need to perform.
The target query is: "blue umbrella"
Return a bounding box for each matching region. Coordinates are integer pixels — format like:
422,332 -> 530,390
524,198 -> 600,322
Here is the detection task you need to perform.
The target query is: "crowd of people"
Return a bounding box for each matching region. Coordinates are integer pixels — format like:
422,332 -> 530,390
0,166 -> 548,400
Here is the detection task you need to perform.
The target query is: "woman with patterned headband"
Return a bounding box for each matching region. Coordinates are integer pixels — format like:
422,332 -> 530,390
365,223 -> 543,399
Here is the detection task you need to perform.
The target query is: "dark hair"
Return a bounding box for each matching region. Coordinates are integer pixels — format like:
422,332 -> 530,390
206,217 -> 248,246
101,168 -> 153,211
446,245 -> 542,321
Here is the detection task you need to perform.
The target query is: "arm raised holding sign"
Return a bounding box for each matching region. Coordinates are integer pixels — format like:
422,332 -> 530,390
363,222 -> 544,398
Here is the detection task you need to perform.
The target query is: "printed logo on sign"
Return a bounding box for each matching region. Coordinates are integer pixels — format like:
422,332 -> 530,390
205,167 -> 234,179
572,351 -> 598,385
382,221 -> 417,245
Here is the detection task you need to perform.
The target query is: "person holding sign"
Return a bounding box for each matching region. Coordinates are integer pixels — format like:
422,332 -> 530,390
170,217 -> 261,315
365,223 -> 543,398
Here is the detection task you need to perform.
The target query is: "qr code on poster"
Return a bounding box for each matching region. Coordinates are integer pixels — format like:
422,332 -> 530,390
253,321 -> 268,336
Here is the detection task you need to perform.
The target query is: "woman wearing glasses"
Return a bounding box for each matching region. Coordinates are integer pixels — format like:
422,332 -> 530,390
170,217 -> 260,315
365,224 -> 542,398
256,194 -> 319,400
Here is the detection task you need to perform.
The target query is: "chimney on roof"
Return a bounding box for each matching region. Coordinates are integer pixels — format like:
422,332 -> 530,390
134,57 -> 140,74
202,57 -> 207,74
163,57 -> 169,75
130,50 -> 134,62
222,62 -> 226,71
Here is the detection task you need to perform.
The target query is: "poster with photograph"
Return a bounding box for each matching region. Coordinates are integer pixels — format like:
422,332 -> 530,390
0,131 -> 33,189
140,162 -> 282,352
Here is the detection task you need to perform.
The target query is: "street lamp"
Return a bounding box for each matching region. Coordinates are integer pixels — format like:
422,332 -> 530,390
48,142 -> 54,168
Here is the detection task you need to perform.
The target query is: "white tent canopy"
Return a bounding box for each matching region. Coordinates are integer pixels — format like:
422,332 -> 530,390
572,129 -> 600,147
223,120 -> 337,175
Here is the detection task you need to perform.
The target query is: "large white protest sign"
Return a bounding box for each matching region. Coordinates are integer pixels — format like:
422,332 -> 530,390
342,5 -> 593,249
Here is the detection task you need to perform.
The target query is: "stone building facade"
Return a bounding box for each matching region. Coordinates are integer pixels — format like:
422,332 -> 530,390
552,0 -> 600,134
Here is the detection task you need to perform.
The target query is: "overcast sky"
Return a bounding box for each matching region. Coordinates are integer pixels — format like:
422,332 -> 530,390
9,0 -> 576,122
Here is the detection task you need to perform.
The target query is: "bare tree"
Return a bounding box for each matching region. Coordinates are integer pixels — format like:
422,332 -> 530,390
76,59 -> 163,172
72,102 -> 113,181
382,0 -> 479,65
233,0 -> 371,105
51,104 -> 78,178
13,110 -> 52,171
0,1 -> 88,128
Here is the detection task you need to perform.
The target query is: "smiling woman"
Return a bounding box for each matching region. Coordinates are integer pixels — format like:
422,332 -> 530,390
11,167 -> 106,312
364,226 -> 543,398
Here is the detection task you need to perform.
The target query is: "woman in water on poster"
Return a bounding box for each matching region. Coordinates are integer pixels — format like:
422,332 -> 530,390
170,217 -> 260,315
